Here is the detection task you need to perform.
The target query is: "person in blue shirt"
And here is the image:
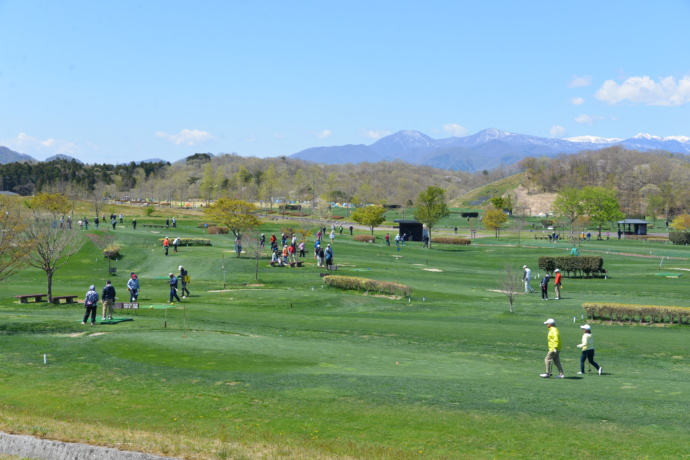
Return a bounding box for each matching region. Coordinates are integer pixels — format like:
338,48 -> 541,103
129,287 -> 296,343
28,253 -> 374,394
168,273 -> 181,303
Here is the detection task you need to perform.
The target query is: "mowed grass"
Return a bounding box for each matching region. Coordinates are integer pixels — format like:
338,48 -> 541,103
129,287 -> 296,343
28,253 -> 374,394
0,217 -> 689,459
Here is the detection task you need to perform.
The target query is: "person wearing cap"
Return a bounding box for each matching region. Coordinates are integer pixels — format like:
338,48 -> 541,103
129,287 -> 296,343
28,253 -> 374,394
577,324 -> 602,375
82,285 -> 99,325
325,243 -> 334,269
540,318 -> 564,378
540,273 -> 550,300
554,269 -> 563,300
522,265 -> 534,293
101,280 -> 116,320
127,272 -> 140,303
168,273 -> 181,303
179,265 -> 190,298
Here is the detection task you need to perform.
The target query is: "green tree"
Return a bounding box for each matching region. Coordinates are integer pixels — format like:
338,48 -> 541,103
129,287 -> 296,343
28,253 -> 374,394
580,186 -> 624,234
413,186 -> 449,248
483,208 -> 508,237
203,199 -> 262,255
351,206 -> 387,235
552,187 -> 582,235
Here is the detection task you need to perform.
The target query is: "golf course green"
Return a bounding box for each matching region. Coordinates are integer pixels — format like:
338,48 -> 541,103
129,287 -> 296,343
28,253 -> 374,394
0,214 -> 688,459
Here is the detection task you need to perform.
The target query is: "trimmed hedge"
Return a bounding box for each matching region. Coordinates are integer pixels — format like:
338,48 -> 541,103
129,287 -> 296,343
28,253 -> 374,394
159,238 -> 212,246
324,275 -> 412,297
354,235 -> 376,243
669,232 -> 690,245
583,302 -> 690,325
207,226 -> 229,235
432,237 -> 471,245
538,256 -> 604,277
330,215 -> 344,219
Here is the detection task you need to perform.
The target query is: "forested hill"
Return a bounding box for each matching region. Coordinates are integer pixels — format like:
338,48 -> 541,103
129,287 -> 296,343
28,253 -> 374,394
518,146 -> 690,216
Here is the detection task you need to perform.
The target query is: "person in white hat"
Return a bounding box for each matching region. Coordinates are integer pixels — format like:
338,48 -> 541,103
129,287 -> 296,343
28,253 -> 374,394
577,324 -> 602,375
522,265 -> 534,293
540,318 -> 564,378
554,269 -> 563,300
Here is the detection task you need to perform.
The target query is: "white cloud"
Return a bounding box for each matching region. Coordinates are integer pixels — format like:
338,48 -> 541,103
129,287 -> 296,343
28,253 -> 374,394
568,75 -> 592,88
316,129 -> 333,139
574,114 -> 603,125
363,129 -> 391,139
570,97 -> 585,105
273,133 -> 285,139
442,123 -> 468,137
8,132 -> 77,155
549,125 -> 567,138
156,129 -> 215,146
595,75 -> 690,106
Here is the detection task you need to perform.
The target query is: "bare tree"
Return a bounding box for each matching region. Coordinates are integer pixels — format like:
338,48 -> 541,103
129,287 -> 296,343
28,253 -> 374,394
498,264 -> 523,313
23,194 -> 83,302
0,197 -> 33,282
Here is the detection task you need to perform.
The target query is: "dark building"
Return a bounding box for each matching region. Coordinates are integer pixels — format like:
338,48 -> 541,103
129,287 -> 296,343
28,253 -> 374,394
394,220 -> 424,241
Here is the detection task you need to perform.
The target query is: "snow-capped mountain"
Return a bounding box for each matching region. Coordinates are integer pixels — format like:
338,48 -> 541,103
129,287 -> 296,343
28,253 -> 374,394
290,129 -> 690,172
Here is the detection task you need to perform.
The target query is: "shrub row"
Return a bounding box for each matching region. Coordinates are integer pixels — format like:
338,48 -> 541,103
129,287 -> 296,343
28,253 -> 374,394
625,234 -> 668,242
538,256 -> 604,277
354,235 -> 376,242
583,302 -> 690,325
103,245 -> 120,259
324,275 -> 412,297
330,215 -> 344,219
207,226 -> 229,234
669,232 -> 690,245
159,238 -> 212,246
432,237 -> 471,245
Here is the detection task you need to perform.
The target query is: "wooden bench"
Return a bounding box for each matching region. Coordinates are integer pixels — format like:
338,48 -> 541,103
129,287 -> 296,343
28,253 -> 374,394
142,224 -> 168,228
15,294 -> 47,303
288,261 -> 304,267
327,264 -> 338,271
270,261 -> 285,267
52,295 -> 78,304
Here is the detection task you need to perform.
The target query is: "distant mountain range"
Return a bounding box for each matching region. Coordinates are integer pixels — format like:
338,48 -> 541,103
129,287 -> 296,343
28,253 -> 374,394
290,129 -> 690,172
0,147 -> 166,165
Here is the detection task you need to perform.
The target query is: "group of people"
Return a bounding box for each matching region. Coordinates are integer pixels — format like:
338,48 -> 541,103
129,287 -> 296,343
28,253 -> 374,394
162,236 -> 181,255
81,266 -> 191,323
523,265 -> 563,300
540,319 -> 603,378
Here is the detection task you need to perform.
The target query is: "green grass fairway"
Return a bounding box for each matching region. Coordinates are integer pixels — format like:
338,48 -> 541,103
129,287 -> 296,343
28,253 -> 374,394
1,220 -> 689,459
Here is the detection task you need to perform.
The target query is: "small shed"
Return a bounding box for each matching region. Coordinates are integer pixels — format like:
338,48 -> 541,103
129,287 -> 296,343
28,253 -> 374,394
617,219 -> 648,236
394,220 -> 424,241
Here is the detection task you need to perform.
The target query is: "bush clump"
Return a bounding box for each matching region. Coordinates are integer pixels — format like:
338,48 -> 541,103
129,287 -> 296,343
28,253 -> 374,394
207,226 -> 229,234
583,302 -> 690,325
330,215 -> 344,219
669,232 -> 690,245
432,237 -> 471,245
538,256 -> 604,277
354,235 -> 376,243
103,245 -> 120,259
324,275 -> 412,297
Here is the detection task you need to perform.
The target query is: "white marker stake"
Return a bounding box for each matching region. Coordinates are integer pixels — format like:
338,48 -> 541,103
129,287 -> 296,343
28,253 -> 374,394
43,354 -> 47,364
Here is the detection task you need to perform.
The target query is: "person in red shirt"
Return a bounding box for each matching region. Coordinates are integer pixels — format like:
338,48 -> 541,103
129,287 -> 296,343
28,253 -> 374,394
554,268 -> 563,300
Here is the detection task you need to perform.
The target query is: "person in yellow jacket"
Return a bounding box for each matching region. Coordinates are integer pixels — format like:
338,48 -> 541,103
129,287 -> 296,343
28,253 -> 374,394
540,318 -> 564,378
576,324 -> 602,375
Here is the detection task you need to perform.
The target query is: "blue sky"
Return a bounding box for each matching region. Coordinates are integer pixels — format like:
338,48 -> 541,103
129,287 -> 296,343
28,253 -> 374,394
2,0 -> 690,163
